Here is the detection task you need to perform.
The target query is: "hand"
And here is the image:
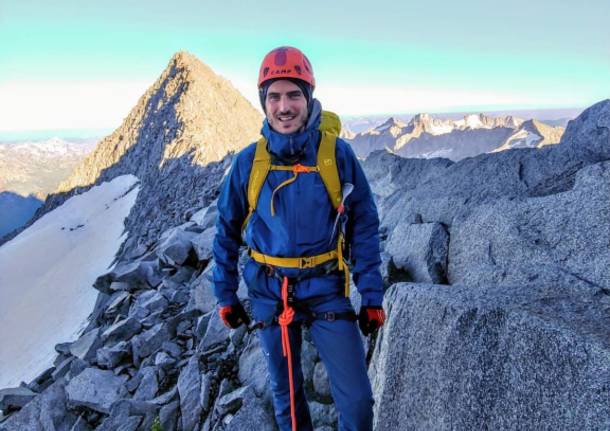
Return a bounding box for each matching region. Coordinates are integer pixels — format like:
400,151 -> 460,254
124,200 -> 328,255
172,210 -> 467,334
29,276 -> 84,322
219,302 -> 251,329
358,306 -> 386,336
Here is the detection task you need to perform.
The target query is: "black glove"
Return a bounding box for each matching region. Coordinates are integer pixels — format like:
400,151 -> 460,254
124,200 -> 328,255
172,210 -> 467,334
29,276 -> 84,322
358,306 -> 386,336
219,302 -> 251,329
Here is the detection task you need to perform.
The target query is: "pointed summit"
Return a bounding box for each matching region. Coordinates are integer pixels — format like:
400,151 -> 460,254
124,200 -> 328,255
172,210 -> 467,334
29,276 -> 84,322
58,51 -> 262,192
38,52 -> 264,252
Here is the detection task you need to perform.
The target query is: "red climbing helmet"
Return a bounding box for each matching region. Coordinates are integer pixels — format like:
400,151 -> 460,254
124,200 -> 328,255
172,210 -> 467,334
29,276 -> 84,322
258,46 -> 315,88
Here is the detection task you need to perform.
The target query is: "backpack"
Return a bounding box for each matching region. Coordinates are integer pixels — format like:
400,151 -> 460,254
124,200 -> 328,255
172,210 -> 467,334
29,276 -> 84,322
243,111 -> 351,296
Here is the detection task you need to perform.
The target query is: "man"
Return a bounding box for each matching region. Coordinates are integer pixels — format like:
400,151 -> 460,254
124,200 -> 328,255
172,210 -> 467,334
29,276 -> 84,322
212,46 -> 385,431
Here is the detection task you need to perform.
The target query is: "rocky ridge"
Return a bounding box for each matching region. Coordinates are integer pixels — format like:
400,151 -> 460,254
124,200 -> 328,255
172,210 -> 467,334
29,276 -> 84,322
348,112 -> 565,160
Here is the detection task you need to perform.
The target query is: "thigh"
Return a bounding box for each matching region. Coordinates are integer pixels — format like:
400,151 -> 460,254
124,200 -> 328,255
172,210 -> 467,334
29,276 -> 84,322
308,303 -> 372,401
257,323 -> 305,379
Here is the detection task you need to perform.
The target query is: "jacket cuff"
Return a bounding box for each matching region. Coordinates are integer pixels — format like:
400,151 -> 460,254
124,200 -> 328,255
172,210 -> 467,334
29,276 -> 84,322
360,292 -> 384,308
215,288 -> 240,308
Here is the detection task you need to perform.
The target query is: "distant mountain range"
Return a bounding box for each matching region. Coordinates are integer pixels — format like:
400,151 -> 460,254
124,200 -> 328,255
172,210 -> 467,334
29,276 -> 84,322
0,137 -> 97,237
0,137 -> 98,198
346,113 -> 565,161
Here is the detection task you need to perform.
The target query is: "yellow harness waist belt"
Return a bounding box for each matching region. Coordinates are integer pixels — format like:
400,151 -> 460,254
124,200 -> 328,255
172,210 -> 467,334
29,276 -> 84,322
248,248 -> 338,269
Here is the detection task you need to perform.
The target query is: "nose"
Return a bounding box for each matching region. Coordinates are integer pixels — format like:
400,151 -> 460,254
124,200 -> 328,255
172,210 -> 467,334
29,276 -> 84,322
278,95 -> 290,113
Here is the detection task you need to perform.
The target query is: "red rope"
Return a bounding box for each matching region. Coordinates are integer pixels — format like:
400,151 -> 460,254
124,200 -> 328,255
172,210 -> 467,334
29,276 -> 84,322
278,276 -> 297,431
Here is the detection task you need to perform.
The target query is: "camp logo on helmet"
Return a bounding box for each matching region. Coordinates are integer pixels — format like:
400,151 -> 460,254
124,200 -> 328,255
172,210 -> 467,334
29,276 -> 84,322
270,68 -> 292,76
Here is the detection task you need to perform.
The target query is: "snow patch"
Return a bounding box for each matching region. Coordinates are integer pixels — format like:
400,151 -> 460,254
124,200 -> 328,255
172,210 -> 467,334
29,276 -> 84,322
0,175 -> 140,389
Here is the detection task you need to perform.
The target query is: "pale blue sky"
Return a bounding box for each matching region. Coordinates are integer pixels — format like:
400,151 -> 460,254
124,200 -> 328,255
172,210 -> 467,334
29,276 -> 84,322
1,0 -> 609,133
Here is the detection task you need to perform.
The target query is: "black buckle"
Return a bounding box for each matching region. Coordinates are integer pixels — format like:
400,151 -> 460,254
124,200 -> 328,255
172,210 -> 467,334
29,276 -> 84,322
326,312 -> 336,322
286,278 -> 296,305
264,264 -> 275,276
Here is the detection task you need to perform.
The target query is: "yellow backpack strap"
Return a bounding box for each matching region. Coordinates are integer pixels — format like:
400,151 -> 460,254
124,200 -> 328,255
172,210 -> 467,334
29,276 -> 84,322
242,137 -> 271,231
317,131 -> 342,209
320,110 -> 341,135
316,125 -> 351,297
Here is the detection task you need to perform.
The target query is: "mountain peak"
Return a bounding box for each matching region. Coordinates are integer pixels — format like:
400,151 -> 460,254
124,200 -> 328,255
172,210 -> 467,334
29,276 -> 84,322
168,51 -> 219,83
58,52 -> 262,193
410,113 -> 432,124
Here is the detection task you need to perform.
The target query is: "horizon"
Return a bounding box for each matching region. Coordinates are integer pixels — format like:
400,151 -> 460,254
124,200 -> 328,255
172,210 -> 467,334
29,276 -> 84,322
0,106 -> 587,141
1,0 -> 609,133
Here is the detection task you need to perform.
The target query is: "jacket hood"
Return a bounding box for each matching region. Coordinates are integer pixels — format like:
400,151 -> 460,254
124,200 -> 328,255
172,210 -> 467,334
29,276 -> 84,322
261,99 -> 322,163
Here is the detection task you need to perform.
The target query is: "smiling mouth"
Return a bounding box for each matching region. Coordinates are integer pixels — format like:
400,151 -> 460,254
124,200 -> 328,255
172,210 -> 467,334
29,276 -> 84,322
278,115 -> 296,123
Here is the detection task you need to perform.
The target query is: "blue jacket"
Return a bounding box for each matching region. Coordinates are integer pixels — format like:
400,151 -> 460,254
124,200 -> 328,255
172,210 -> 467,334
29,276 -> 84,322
212,100 -> 383,308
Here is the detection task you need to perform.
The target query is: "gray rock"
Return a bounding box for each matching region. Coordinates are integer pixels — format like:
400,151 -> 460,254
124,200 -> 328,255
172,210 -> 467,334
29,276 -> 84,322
166,265 -> 196,284
219,386 -> 275,431
65,368 -> 128,414
559,99 -> 610,162
52,357 -> 74,381
150,386 -> 178,406
157,227 -> 196,266
312,362 -> 331,399
448,160 -> 610,291
386,221 -> 449,284
109,281 -> 131,291
129,290 -> 168,320
0,387 -> 36,411
198,308 -> 230,351
131,323 -> 172,362
154,351 -> 176,369
187,265 -> 217,314
68,415 -> 91,431
133,367 -> 158,401
370,283 -> 610,431
190,201 -> 217,229
308,400 -> 337,429
191,226 -> 216,262
102,317 -> 142,342
0,381 -> 77,431
238,335 -> 269,397
54,342 -> 72,355
96,341 -> 130,369
200,372 -> 212,413
301,337 -> 318,384
96,399 -> 158,431
103,291 -> 132,320
69,328 -> 103,363
195,312 -> 212,340
177,355 -> 202,431
107,260 -> 163,290
26,367 -> 55,393
158,399 -> 179,430
215,386 -> 249,417
67,358 -> 88,380
159,278 -> 187,301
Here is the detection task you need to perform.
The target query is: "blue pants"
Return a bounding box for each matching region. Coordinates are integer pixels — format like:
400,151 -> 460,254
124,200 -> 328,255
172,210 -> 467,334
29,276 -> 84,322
244,260 -> 374,431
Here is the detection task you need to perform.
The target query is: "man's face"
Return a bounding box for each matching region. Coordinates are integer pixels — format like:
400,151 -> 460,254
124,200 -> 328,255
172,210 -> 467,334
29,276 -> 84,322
264,79 -> 308,135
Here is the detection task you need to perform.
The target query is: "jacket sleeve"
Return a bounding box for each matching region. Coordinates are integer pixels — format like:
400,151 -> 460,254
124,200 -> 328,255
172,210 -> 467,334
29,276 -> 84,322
339,141 -> 384,307
212,152 -> 249,307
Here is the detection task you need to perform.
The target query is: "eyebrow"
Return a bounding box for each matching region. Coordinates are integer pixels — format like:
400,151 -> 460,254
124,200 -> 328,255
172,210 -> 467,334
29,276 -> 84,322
267,90 -> 303,98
